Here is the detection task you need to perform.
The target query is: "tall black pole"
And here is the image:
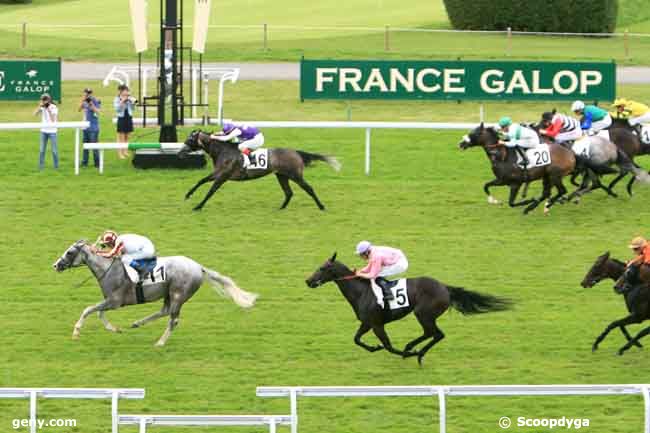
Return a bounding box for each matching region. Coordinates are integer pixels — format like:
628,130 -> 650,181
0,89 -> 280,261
159,0 -> 179,142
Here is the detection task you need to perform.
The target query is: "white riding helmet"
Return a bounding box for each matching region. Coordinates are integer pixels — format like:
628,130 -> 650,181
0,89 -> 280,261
571,100 -> 585,112
355,240 -> 372,255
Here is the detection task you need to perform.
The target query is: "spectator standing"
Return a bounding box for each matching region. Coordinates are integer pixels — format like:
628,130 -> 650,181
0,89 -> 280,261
33,93 -> 58,170
78,88 -> 101,168
114,84 -> 136,159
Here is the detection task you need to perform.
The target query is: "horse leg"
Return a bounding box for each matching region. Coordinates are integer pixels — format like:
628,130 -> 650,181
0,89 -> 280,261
193,174 -> 230,211
619,325 -> 643,348
483,178 -> 505,204
354,322 -> 383,352
131,303 -> 170,329
404,307 -> 446,364
185,173 -> 215,200
371,324 -> 407,357
98,311 -> 121,333
275,174 -> 294,210
291,176 -> 326,211
542,176 -> 567,215
524,178 -> 550,214
521,182 -> 530,199
415,324 -> 445,366
155,303 -> 182,347
607,172 -> 627,193
508,184 -> 535,208
627,176 -> 636,196
618,325 -> 650,355
73,300 -> 112,339
592,314 -> 643,352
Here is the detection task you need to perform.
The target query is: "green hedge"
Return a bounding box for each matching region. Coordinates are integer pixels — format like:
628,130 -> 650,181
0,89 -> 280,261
443,0 -> 618,33
0,0 -> 32,3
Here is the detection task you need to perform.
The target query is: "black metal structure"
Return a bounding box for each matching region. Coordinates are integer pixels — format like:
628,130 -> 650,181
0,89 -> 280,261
133,0 -> 206,169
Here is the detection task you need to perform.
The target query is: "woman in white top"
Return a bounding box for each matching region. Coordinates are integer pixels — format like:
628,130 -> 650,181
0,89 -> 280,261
33,93 -> 59,170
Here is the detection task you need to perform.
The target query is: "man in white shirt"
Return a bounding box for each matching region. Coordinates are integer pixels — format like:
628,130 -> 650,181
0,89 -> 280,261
33,93 -> 59,170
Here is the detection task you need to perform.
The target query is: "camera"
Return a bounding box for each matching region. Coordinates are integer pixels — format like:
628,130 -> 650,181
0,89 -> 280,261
85,97 -> 92,104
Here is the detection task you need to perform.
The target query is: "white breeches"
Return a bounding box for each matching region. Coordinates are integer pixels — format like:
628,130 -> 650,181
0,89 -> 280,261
121,242 -> 156,266
555,129 -> 583,143
238,133 -> 265,151
378,256 -> 409,277
589,115 -> 612,132
629,112 -> 650,126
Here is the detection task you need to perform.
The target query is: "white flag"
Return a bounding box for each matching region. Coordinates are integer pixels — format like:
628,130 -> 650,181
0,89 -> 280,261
192,0 -> 212,54
129,0 -> 149,53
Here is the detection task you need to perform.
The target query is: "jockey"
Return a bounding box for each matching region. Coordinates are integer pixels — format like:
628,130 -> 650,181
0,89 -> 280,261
539,111 -> 582,145
571,100 -> 612,134
211,122 -> 265,167
94,230 -> 157,287
611,98 -> 650,136
354,241 -> 409,302
497,116 -> 541,169
622,236 -> 650,293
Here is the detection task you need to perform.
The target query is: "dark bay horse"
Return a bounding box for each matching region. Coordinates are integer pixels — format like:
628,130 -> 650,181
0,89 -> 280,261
305,253 -> 511,365
581,252 -> 650,355
459,123 -> 576,214
179,130 -> 341,211
608,118 -> 650,195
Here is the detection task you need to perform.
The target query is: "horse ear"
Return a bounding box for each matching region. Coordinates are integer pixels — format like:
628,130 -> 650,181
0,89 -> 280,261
604,251 -> 610,258
479,122 -> 484,131
552,108 -> 557,114
330,252 -> 337,262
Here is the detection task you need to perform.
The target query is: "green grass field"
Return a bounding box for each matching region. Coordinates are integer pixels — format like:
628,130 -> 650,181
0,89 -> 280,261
2,81 -> 650,432
1,0 -> 650,63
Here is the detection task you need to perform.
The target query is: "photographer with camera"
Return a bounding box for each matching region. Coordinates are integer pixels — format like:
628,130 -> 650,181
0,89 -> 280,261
33,93 -> 59,170
78,88 -> 101,168
113,84 -> 136,159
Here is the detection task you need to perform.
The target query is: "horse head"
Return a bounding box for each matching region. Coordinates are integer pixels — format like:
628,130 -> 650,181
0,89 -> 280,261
459,123 -> 499,150
306,252 -> 352,288
53,240 -> 87,272
178,130 -> 206,159
581,251 -> 611,288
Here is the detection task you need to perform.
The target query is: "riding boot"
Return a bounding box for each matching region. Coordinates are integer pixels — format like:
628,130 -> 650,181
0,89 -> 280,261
375,277 -> 395,301
621,265 -> 640,293
248,151 -> 257,166
515,147 -> 529,181
634,123 -> 643,137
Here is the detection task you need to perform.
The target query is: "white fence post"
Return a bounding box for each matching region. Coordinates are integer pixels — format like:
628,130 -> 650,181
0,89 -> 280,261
29,391 -> 37,433
269,418 -> 277,433
99,150 -> 105,174
75,128 -> 80,175
641,385 -> 650,433
112,390 -> 119,433
438,387 -> 446,433
139,417 -> 148,433
290,389 -> 298,433
364,128 -> 371,175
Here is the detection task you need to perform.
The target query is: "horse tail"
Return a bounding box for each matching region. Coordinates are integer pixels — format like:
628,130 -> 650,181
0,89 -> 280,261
447,286 -> 511,315
202,267 -> 258,308
296,150 -> 342,172
616,149 -> 650,183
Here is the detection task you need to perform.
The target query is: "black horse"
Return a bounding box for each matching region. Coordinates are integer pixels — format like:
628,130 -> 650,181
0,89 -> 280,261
581,252 -> 650,355
179,130 -> 341,211
305,253 -> 511,365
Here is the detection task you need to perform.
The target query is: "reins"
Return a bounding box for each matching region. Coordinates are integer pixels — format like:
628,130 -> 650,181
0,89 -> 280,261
72,254 -> 118,289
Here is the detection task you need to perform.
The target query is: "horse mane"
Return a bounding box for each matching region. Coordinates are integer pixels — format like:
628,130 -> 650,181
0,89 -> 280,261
610,257 -> 626,267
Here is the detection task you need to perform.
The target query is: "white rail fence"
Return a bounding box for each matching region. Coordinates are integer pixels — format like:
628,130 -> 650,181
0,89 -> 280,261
82,121 -> 484,175
118,414 -> 293,433
0,388 -> 145,433
257,385 -> 650,433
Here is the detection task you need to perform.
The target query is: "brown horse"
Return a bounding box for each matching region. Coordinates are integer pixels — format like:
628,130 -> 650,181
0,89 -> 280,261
459,123 -> 576,214
608,118 -> 650,195
179,130 -> 341,211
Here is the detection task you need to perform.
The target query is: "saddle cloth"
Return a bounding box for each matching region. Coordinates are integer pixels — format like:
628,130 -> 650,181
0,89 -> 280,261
641,126 -> 650,145
571,136 -> 592,158
243,149 -> 268,170
124,258 -> 168,285
516,144 -> 551,168
371,278 -> 410,310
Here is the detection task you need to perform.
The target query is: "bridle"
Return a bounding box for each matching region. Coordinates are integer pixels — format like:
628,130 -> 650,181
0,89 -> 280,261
60,242 -> 119,288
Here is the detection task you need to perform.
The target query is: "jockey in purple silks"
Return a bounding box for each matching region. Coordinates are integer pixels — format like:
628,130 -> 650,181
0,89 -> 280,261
211,122 -> 265,166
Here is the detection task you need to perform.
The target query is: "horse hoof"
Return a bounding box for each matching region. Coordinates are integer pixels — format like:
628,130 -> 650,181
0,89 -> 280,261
592,344 -> 598,353
131,323 -> 140,329
192,206 -> 203,212
617,349 -> 625,356
487,196 -> 500,205
72,333 -> 80,340
154,341 -> 165,348
417,354 -> 425,366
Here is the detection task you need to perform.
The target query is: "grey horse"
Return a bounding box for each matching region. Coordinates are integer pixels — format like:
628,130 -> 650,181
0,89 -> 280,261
568,134 -> 650,199
53,240 -> 258,346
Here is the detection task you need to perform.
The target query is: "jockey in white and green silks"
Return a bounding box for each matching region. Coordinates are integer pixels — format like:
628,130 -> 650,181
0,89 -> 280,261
497,116 -> 542,169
